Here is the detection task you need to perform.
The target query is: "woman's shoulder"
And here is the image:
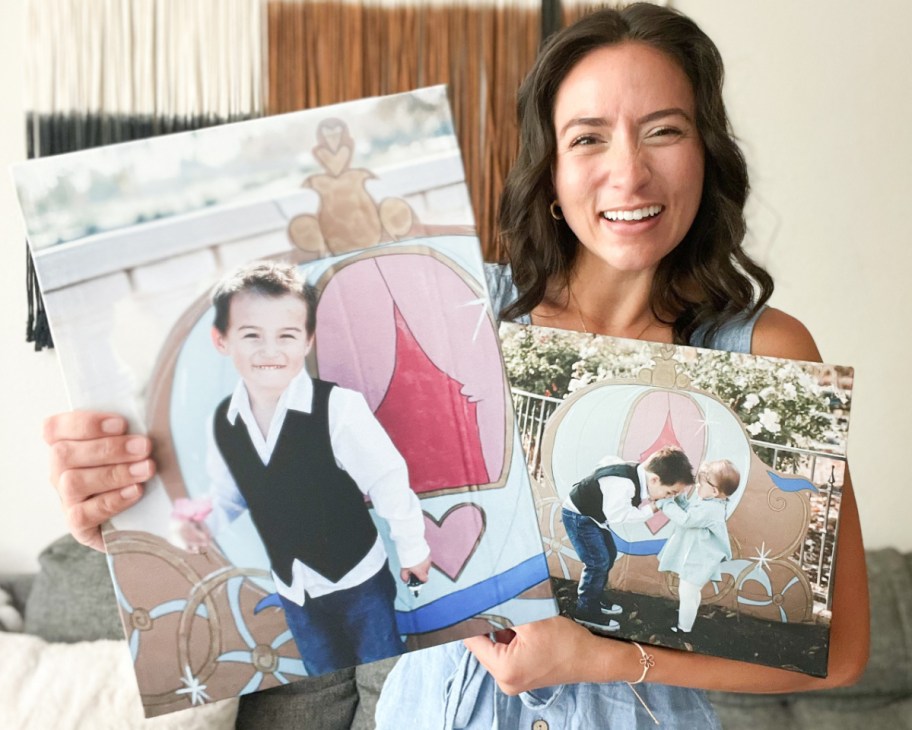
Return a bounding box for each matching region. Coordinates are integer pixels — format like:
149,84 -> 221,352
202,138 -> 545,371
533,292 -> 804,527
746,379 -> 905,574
484,263 -> 530,324
695,305 -> 820,360
483,262 -> 514,296
751,307 -> 821,361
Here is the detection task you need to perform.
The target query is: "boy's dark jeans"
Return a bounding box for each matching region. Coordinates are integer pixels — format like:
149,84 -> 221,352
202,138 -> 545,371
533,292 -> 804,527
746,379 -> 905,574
562,508 -> 617,615
279,561 -> 405,674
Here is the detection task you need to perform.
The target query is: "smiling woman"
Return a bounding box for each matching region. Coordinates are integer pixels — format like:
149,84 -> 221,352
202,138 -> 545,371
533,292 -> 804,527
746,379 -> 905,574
551,43 -> 705,280
374,4 -> 868,729
500,4 -> 771,349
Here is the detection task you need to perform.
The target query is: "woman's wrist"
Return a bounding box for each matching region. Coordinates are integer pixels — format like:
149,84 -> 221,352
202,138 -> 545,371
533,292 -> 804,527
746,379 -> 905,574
628,642 -> 656,684
582,633 -> 648,684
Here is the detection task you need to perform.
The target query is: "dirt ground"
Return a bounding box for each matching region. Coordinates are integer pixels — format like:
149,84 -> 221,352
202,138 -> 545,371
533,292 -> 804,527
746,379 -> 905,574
551,577 -> 829,677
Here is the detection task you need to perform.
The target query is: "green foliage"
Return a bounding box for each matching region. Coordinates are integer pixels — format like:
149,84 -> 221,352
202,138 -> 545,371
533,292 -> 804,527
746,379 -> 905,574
500,325 -> 651,397
687,351 -> 844,470
500,325 -> 848,470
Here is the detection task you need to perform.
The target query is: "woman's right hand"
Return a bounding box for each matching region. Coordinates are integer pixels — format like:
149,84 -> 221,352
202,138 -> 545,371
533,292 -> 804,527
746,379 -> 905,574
44,411 -> 155,552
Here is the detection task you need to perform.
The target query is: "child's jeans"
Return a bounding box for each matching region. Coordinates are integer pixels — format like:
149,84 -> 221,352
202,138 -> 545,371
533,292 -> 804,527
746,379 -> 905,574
279,561 -> 404,674
561,508 -> 617,614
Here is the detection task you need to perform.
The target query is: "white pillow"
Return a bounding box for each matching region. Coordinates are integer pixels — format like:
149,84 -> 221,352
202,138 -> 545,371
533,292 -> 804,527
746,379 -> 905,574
0,634 -> 238,729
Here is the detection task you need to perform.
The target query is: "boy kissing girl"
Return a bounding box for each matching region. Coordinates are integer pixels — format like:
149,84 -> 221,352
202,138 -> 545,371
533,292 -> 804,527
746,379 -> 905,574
176,261 -> 431,674
562,446 -> 694,631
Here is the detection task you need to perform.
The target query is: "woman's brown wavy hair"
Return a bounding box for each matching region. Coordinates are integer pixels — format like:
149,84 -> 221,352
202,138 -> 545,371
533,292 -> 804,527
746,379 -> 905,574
498,3 -> 773,344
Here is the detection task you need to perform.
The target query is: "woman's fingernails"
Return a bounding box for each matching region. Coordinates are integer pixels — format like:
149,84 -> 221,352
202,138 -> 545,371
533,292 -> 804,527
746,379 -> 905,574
102,417 -> 125,434
126,437 -> 148,455
129,460 -> 151,478
120,484 -> 141,500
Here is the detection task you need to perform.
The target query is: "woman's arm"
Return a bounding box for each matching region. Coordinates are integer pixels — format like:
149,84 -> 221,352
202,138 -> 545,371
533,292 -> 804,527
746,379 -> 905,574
44,411 -> 154,552
466,307 -> 869,693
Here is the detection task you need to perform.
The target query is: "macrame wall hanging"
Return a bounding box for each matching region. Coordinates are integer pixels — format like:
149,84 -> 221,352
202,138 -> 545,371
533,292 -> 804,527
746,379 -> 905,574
22,0 -> 552,349
23,0 -> 264,349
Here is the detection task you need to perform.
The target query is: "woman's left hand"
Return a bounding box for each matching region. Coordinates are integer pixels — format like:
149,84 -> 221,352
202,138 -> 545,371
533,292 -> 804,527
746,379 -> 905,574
463,616 -> 635,695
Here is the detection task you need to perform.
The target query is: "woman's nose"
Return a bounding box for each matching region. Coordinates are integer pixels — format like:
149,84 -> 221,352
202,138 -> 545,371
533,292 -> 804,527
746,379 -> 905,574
606,134 -> 650,192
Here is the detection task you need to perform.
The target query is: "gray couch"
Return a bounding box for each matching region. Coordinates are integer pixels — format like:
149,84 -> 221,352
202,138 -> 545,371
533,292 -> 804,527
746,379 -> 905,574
3,536 -> 909,729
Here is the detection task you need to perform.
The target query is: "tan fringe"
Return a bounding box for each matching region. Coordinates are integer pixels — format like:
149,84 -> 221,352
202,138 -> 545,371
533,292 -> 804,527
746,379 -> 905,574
266,0 -> 541,261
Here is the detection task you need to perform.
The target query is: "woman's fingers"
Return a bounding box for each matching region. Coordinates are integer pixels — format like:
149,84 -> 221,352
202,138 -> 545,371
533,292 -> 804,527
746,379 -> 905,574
42,411 -> 155,552
55,458 -> 156,505
66,484 -> 145,552
43,411 -> 128,443
48,434 -> 152,483
45,411 -> 150,483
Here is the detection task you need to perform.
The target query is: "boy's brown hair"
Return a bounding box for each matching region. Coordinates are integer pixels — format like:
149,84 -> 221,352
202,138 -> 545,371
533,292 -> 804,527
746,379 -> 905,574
212,261 -> 317,336
643,446 -> 694,486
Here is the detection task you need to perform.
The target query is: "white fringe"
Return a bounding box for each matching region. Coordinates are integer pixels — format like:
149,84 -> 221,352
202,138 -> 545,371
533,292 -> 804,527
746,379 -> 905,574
25,0 -> 264,118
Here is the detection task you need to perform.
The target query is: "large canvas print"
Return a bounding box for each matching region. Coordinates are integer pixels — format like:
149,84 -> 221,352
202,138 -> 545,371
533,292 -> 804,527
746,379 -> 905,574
501,322 -> 853,677
13,87 -> 555,716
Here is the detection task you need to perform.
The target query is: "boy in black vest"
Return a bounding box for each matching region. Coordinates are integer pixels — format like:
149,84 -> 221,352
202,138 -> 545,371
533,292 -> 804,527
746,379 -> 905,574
561,445 -> 694,631
176,262 -> 431,674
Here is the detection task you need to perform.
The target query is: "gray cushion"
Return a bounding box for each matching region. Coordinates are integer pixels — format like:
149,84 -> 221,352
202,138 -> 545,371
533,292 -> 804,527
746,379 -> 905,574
710,547 -> 912,723
853,548 -> 912,698
236,669 -> 359,730
352,657 -> 400,729
713,696 -> 912,730
0,573 -> 34,615
23,535 -> 122,642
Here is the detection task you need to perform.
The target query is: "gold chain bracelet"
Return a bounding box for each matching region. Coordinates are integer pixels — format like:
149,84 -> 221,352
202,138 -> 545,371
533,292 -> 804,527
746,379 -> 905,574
626,641 -> 659,725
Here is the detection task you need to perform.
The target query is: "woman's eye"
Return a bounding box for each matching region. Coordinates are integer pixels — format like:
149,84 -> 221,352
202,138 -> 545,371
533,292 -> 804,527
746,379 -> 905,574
569,134 -> 601,148
646,126 -> 683,141
243,333 -> 260,339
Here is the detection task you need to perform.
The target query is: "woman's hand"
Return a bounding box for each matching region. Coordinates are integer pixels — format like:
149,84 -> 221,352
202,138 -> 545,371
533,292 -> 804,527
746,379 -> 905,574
463,616 -> 639,695
44,411 -> 154,552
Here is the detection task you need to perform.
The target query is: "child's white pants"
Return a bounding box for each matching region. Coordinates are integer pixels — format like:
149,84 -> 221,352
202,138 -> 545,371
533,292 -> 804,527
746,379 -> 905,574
677,579 -> 703,632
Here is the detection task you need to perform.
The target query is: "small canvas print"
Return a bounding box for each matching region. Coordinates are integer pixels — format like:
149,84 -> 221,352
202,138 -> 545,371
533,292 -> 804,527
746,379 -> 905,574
13,87 -> 555,716
500,322 -> 853,677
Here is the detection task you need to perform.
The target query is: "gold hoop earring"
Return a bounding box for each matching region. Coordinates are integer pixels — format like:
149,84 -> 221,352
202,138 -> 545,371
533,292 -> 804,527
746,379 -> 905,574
549,200 -> 563,221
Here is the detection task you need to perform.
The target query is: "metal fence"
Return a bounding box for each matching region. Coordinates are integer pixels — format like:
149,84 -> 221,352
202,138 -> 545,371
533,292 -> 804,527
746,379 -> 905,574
748,440 -> 845,611
511,388 -> 561,482
510,388 -> 845,611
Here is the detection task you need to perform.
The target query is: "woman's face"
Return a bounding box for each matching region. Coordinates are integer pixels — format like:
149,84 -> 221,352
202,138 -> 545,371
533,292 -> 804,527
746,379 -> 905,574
552,42 -> 705,276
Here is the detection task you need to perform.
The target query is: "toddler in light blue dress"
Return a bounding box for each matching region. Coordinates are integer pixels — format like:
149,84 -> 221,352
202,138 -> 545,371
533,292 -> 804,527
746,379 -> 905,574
658,460 -> 741,633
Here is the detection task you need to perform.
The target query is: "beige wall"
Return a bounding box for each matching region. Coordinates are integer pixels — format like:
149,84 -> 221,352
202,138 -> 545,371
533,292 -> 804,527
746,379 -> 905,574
0,0 -> 70,572
1,0 -> 909,572
676,0 -> 912,552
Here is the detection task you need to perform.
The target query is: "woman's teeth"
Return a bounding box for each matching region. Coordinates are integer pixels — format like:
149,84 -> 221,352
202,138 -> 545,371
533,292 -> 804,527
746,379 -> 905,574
601,205 -> 663,221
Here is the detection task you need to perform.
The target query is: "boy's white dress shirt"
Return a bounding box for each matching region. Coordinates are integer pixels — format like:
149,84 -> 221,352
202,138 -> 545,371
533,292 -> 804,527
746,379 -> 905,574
561,455 -> 655,526
205,369 -> 430,606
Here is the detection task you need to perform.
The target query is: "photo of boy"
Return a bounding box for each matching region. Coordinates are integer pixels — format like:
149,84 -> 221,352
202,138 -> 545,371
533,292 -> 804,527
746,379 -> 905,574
657,459 -> 740,634
175,261 -> 432,674
561,445 -> 694,632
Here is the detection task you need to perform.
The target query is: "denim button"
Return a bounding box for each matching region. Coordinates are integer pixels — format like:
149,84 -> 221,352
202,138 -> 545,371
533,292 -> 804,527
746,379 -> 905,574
532,721 -> 549,730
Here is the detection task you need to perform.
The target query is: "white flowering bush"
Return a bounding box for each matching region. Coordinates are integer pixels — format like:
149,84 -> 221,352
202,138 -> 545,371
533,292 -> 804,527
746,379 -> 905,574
501,327 -> 848,471
501,326 -> 652,397
687,352 -> 846,470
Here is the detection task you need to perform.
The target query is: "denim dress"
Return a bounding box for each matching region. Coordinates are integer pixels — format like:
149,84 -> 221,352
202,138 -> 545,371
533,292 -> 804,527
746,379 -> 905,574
376,264 -> 763,730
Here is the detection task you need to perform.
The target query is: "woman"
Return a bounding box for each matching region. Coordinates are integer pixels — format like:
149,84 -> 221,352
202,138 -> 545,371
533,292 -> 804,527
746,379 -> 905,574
45,4 -> 868,728
373,6 -> 868,727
